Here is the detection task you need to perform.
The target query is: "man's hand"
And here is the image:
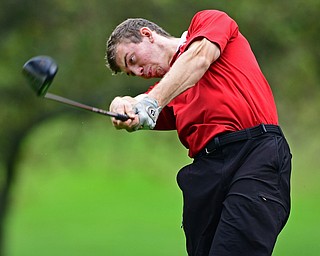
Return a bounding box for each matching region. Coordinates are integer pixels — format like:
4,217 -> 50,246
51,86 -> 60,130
109,94 -> 162,132
133,94 -> 162,130
109,96 -> 140,132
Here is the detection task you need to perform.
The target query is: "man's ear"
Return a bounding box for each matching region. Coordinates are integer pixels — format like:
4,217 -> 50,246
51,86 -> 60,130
140,27 -> 154,42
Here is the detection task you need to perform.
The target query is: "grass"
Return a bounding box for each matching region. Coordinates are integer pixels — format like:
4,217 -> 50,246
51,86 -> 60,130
4,115 -> 320,255
6,171 -> 186,256
273,126 -> 320,255
5,116 -> 188,256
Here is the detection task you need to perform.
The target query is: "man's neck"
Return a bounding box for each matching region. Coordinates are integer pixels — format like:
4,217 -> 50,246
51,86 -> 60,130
163,36 -> 181,66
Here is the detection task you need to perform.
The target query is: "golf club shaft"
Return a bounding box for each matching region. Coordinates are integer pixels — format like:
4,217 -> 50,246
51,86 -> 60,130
44,93 -> 129,121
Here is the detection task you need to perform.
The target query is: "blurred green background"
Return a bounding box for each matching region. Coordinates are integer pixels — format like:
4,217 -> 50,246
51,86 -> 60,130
0,0 -> 319,255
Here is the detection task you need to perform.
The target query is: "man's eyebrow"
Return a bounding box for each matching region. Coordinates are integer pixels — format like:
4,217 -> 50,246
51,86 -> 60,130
124,53 -> 128,68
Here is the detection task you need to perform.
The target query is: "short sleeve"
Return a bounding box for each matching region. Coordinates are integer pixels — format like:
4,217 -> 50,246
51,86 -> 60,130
180,10 -> 239,53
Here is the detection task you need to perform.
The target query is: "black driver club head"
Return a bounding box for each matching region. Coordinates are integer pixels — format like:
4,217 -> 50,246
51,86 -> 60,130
21,55 -> 130,121
22,56 -> 58,97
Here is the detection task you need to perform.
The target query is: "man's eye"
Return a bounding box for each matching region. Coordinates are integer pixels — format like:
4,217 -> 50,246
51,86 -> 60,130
129,55 -> 135,64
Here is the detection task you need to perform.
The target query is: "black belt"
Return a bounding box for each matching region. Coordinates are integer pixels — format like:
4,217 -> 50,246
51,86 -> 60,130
195,124 -> 283,158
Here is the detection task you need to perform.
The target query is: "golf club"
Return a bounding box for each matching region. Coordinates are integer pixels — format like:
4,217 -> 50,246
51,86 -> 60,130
22,55 -> 129,121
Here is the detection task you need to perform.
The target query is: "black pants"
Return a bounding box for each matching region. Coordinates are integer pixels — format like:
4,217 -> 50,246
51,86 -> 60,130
177,131 -> 292,256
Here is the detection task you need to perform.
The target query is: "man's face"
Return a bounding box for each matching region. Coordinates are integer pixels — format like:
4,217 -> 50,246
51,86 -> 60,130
115,37 -> 170,79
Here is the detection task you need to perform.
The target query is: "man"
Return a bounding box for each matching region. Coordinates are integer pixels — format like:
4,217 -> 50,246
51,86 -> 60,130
105,10 -> 292,256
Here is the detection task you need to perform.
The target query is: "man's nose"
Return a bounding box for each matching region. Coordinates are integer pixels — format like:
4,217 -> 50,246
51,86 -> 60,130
132,66 -> 143,77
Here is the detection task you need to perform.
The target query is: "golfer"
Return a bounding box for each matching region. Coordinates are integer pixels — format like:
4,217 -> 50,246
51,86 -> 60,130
105,10 -> 292,256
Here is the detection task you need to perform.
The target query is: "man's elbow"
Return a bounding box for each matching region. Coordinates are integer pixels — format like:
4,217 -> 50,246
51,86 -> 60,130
196,55 -> 213,71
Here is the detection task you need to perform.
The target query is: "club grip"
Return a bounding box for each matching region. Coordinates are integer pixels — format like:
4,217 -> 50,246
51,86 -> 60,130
115,113 -> 130,121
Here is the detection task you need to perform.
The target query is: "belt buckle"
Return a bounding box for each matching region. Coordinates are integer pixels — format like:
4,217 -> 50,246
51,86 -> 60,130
204,137 -> 220,155
261,123 -> 267,134
205,147 -> 216,155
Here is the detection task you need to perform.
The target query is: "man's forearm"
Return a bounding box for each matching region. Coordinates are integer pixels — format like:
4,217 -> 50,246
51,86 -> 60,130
148,38 -> 220,107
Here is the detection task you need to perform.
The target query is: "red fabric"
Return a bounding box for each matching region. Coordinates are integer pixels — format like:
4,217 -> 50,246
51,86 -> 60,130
152,10 -> 278,158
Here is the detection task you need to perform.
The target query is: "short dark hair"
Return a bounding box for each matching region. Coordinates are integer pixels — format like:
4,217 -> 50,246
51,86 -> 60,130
105,18 -> 171,74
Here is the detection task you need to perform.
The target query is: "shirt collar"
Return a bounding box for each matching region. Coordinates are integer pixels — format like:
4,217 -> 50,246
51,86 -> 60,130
176,31 -> 188,52
170,31 -> 188,67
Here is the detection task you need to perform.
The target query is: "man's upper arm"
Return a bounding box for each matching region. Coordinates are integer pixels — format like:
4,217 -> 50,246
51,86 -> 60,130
186,37 -> 221,66
184,10 -> 239,54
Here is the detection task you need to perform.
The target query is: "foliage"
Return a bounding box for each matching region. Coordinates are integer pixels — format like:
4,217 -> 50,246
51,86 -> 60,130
1,0 -> 319,136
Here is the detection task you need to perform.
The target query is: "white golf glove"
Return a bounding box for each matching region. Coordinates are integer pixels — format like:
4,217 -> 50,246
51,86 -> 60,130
133,94 -> 162,130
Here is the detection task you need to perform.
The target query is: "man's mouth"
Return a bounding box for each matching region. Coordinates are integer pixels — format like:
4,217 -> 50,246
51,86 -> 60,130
143,66 -> 164,79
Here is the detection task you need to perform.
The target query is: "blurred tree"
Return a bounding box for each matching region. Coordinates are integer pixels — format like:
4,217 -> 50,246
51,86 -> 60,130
0,0 -> 319,254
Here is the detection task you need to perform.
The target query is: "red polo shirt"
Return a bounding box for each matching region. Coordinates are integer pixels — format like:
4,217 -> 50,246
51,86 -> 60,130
152,10 -> 278,158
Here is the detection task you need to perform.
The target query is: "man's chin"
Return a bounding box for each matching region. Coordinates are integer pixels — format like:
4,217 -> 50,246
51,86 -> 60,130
144,71 -> 165,79
156,68 -> 166,78
144,76 -> 162,80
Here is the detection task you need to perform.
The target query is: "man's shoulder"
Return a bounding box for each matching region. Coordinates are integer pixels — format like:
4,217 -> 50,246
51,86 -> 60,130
193,10 -> 227,19
189,10 -> 230,29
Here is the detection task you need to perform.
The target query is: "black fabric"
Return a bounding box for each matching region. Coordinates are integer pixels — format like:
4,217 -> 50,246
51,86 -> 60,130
195,124 -> 283,159
177,129 -> 292,256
